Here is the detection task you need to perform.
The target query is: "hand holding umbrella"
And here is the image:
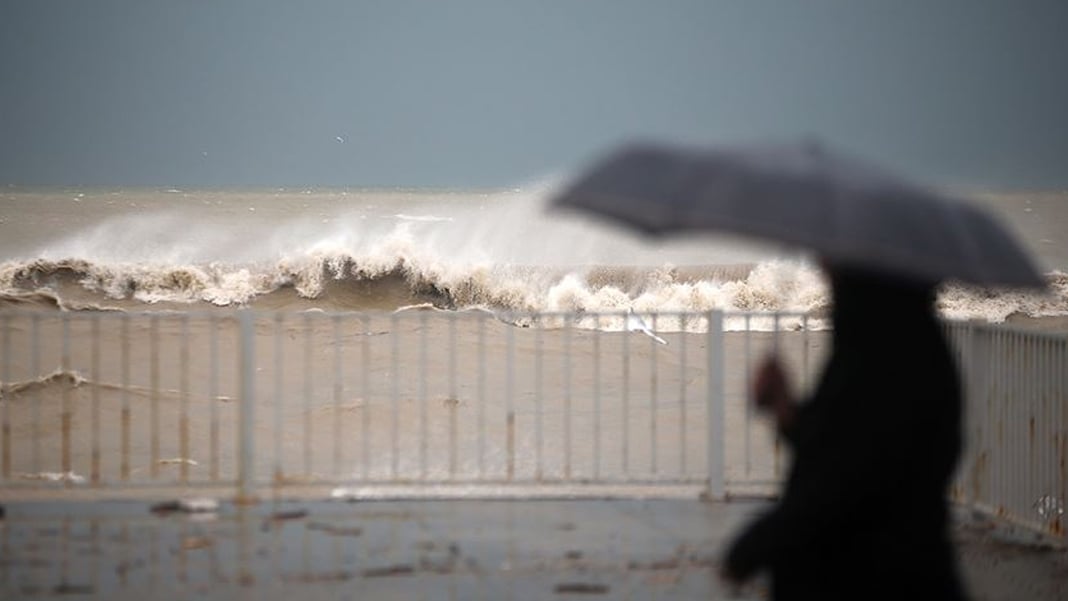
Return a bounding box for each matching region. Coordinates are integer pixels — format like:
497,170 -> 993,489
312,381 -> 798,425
753,357 -> 796,433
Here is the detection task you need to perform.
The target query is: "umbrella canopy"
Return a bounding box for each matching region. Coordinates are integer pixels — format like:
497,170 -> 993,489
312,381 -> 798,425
550,140 -> 1046,289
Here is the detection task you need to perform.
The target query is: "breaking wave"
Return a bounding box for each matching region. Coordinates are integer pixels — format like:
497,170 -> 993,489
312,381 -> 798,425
1,254 -> 1066,329
0,187 -> 1065,330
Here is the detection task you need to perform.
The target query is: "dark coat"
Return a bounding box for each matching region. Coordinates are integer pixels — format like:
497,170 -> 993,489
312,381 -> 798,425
725,268 -> 968,600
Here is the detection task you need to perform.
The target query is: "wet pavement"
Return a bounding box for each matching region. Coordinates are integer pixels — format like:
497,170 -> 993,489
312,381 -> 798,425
1,497 -> 761,600
0,497 -> 1063,600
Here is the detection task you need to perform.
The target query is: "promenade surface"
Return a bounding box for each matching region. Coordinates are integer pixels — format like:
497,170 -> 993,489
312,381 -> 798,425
1,497 -> 1064,600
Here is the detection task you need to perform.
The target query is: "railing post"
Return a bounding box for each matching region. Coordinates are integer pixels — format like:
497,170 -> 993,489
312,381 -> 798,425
237,309 -> 258,504
1058,337 -> 1067,539
705,310 -> 725,500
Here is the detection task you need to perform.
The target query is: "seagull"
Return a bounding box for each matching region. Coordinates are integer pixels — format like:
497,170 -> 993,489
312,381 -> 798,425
626,308 -> 668,345
335,135 -> 345,143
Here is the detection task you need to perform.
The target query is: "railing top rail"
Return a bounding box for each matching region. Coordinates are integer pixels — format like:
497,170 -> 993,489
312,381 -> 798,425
1,307 -> 1065,340
942,319 -> 1068,343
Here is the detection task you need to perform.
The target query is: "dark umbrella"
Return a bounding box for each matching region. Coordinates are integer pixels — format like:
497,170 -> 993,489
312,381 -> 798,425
550,140 -> 1046,288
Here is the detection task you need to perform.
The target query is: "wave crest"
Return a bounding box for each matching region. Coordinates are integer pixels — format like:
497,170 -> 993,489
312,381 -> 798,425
2,256 -> 1066,329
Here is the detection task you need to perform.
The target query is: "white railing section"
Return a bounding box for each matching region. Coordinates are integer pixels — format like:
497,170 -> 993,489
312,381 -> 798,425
944,322 -> 1067,539
0,310 -> 725,498
0,310 -> 1063,540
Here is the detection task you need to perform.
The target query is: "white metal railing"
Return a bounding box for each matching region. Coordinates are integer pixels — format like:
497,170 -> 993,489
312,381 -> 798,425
0,310 -> 1063,540
944,322 -> 1067,539
0,310 -> 724,499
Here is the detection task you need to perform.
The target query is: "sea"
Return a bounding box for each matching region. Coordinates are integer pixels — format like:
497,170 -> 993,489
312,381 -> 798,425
1,186 -> 1066,331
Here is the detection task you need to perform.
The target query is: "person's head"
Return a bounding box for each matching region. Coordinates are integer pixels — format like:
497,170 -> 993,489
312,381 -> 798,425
819,259 -> 939,341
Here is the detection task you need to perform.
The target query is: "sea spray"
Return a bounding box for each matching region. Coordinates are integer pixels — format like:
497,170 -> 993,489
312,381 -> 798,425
0,188 -> 1065,327
938,270 -> 1068,323
3,254 -> 1067,327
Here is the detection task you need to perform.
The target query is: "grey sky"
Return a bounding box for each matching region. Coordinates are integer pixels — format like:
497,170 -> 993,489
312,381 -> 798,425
2,1 -> 1066,188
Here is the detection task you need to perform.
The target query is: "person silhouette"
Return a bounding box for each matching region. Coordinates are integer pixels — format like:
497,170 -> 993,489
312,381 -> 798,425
723,264 -> 968,600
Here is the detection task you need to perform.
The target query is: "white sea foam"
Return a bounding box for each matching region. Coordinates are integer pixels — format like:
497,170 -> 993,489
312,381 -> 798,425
0,189 -> 1064,330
